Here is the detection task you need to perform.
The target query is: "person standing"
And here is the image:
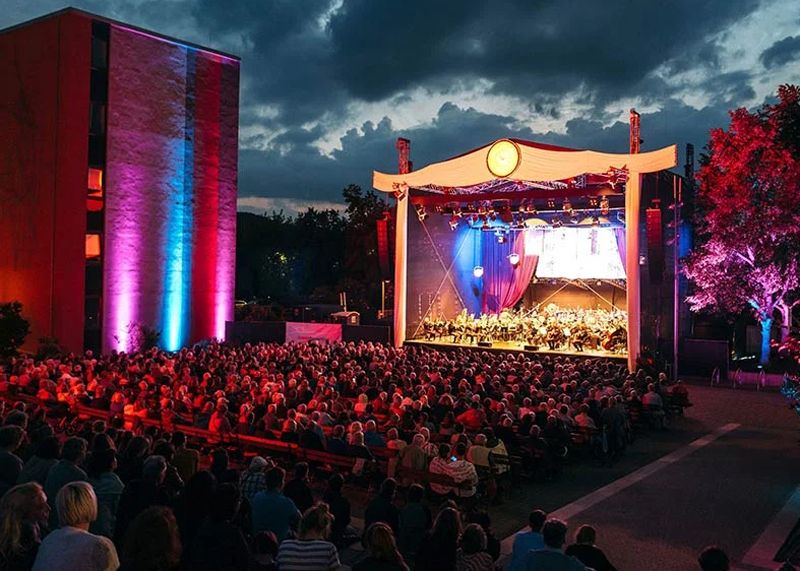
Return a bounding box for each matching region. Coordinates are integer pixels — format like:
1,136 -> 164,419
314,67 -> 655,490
509,509 -> 546,571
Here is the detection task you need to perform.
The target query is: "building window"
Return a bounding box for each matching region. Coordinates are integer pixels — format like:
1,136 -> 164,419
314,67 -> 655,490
85,234 -> 101,259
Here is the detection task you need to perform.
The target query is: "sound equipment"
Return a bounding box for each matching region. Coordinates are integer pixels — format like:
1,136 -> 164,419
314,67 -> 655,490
477,341 -> 492,347
524,344 -> 539,351
646,207 -> 664,283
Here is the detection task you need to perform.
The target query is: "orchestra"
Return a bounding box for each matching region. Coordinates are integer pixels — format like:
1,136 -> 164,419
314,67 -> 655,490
418,303 -> 628,355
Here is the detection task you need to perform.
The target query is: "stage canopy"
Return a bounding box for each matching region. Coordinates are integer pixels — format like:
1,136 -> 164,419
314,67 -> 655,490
373,138 -> 677,371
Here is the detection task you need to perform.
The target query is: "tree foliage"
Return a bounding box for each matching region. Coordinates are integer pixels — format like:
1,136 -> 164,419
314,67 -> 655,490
0,301 -> 30,357
684,85 -> 800,363
235,185 -> 388,313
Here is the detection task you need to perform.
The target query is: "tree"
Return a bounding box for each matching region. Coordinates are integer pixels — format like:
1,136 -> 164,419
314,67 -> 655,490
0,301 -> 30,357
684,85 -> 800,365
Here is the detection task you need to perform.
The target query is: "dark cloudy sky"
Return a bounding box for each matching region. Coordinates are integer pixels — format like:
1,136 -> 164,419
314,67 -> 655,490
4,1 -> 799,213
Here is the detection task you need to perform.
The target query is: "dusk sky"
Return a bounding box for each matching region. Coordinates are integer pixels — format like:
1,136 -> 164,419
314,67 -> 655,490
4,0 -> 799,214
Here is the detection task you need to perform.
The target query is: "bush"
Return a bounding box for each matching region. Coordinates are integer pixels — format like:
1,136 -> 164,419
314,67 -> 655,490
0,302 -> 31,357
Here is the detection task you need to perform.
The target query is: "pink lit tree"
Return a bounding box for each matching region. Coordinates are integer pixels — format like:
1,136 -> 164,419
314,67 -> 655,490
684,85 -> 800,365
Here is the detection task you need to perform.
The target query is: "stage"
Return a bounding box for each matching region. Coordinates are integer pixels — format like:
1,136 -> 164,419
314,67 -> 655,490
405,337 -> 628,362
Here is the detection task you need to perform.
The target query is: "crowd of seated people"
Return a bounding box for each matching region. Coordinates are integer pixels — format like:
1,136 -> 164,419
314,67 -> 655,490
0,340 -> 690,570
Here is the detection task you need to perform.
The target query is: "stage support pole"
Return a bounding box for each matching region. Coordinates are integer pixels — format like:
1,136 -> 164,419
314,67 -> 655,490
625,173 -> 642,372
393,194 -> 408,348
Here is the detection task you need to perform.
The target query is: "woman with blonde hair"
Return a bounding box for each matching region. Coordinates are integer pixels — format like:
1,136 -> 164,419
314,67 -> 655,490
0,482 -> 49,571
276,503 -> 339,571
32,481 -> 119,571
354,522 -> 409,571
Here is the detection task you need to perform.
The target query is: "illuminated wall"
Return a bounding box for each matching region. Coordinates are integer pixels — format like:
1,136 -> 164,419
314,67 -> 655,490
0,12 -> 91,353
104,26 -> 239,352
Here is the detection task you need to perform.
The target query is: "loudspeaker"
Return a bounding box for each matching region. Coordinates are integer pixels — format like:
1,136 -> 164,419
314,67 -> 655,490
524,344 -> 539,351
477,341 -> 492,347
646,208 -> 664,284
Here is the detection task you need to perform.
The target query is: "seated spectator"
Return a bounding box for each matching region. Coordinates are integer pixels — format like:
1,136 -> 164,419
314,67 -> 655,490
397,484 -> 431,562
250,532 -> 279,571
429,444 -> 455,496
280,419 -> 300,444
525,518 -> 587,570
115,455 -> 170,544
18,436 -> 60,487
364,420 -> 386,448
448,442 -> 479,499
574,405 -> 597,430
251,467 -> 301,541
189,483 -> 251,571
298,418 -> 325,451
0,425 -> 25,498
399,434 -> 428,486
276,503 -> 339,571
322,473 -> 352,547
365,477 -> 399,533
44,436 -> 88,528
325,425 -> 349,456
87,448 -> 124,539
349,432 -> 375,461
565,525 -> 617,571
456,523 -> 494,571
239,456 -> 271,501
0,482 -> 50,571
466,511 -> 501,562
510,509 -> 546,571
456,402 -> 485,432
415,507 -> 461,571
171,432 -> 199,483
174,470 -> 216,551
119,506 -> 182,571
283,462 -> 314,515
698,545 -> 729,571
354,522 -> 410,571
33,481 -> 119,571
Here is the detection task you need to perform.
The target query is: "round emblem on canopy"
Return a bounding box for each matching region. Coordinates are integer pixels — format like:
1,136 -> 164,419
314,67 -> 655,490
486,139 -> 520,178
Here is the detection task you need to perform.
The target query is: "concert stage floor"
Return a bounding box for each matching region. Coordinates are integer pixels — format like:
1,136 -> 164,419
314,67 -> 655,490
404,338 -> 628,362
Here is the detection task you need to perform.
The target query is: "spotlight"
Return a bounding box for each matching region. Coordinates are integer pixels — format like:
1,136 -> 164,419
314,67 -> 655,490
495,230 -> 506,244
547,199 -> 556,209
509,252 -> 520,267
552,217 -> 563,228
473,265 -> 484,278
449,216 -> 459,231
415,204 -> 427,221
562,199 -> 572,212
454,206 -> 463,218
600,196 -> 610,216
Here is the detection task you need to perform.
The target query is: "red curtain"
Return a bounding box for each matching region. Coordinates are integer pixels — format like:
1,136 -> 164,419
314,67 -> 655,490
481,231 -> 538,314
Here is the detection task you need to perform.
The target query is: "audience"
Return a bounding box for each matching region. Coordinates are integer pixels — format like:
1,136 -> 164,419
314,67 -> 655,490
525,518 -> 587,570
355,522 -> 410,571
32,481 -> 119,571
119,506 -> 182,571
510,509 -> 547,571
0,482 -> 49,571
0,339 -> 682,571
275,503 -> 339,571
698,545 -> 730,571
565,524 -> 617,571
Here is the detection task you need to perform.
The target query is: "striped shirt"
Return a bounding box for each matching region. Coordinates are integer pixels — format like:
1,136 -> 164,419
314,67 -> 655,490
276,539 -> 340,571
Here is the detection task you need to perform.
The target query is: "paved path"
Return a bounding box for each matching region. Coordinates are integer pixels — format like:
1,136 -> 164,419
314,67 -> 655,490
494,386 -> 800,570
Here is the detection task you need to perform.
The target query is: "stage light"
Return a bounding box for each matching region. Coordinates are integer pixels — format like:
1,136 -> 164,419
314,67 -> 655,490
526,203 -> 537,214
473,265 -> 484,278
509,252 -> 520,266
415,204 -> 427,221
562,199 -> 572,212
547,199 -> 556,209
592,215 -> 600,227
495,230 -> 506,244
454,206 -> 463,218
486,139 -> 520,177
600,196 -> 610,215
552,217 -> 563,228
449,216 -> 459,231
